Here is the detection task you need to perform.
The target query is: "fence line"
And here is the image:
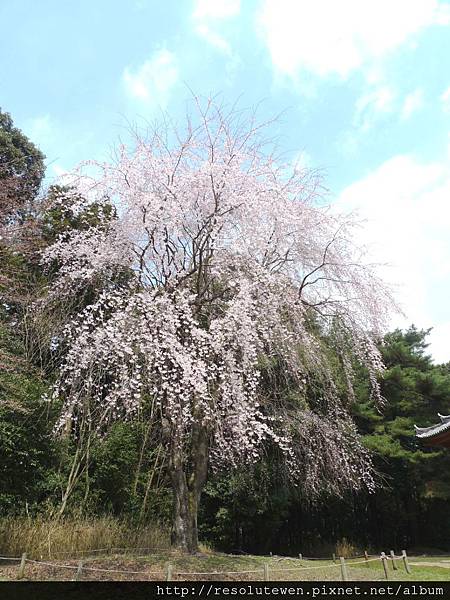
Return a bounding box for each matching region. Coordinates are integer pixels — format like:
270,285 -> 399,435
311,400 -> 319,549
176,568 -> 264,576
1,554 -> 384,578
2,544 -> 398,562
347,558 -> 380,566
24,557 -> 163,576
269,557 -> 379,573
0,549 -> 418,580
51,546 -> 168,556
298,554 -> 367,561
77,564 -> 162,575
26,559 -> 78,571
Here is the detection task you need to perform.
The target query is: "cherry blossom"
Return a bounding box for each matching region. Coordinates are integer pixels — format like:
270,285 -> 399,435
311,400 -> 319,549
43,98 -> 397,552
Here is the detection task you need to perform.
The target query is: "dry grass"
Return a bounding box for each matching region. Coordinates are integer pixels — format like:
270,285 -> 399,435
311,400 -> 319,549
335,537 -> 360,558
0,516 -> 169,559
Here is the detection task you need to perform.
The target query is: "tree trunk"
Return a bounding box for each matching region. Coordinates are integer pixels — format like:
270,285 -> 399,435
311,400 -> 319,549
170,468 -> 200,553
169,423 -> 209,553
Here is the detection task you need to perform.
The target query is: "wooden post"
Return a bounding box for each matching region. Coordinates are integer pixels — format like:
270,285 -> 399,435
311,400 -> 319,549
332,552 -> 336,564
381,553 -> 389,580
269,551 -> 272,557
402,550 -> 411,574
264,563 -> 269,581
340,557 -> 348,581
390,550 -> 398,570
74,560 -> 83,581
298,553 -> 303,562
18,553 -> 27,580
166,563 -> 173,581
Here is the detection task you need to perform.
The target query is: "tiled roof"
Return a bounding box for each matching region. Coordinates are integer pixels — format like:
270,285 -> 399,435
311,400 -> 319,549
415,414 -> 450,439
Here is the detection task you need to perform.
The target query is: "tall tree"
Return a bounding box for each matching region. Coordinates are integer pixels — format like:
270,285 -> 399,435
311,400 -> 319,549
0,109 -> 46,323
0,111 -> 59,514
43,98 -> 397,552
0,109 -> 45,237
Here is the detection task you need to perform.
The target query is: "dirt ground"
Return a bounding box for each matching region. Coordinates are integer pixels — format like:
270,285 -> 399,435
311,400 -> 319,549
0,558 -> 166,581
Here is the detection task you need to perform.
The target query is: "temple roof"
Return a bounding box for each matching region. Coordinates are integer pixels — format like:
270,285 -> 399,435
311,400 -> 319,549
415,414 -> 450,447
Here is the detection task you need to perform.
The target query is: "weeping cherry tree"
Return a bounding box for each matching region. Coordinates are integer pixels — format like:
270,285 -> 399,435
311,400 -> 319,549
43,98 -> 397,553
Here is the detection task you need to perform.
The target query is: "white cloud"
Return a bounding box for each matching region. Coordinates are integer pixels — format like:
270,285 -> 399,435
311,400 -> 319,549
335,153 -> 450,363
258,0 -> 450,79
193,0 -> 240,20
192,0 -> 240,55
440,85 -> 450,112
351,86 -> 425,136
354,86 -> 396,131
195,24 -> 233,54
344,86 -> 424,149
123,49 -> 179,106
428,322 -> 450,364
400,88 -> 425,120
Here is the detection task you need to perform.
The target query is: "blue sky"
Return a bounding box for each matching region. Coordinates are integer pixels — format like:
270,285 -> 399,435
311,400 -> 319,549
2,0 -> 450,362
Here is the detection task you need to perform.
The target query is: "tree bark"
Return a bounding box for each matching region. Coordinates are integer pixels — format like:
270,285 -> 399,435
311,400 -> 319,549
169,422 -> 209,553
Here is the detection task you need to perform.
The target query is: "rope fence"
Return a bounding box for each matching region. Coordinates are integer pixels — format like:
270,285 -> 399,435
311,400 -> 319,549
0,549 -> 417,581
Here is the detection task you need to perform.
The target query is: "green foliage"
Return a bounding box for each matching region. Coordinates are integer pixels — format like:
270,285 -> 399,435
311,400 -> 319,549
41,185 -> 117,245
200,462 -> 292,553
0,313 -> 59,514
0,108 -> 45,218
89,423 -> 141,513
86,423 -> 171,521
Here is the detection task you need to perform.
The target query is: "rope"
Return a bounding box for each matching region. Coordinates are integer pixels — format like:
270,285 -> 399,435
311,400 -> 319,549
270,557 -> 380,573
53,546 -> 168,556
300,554 -> 366,561
25,559 -> 78,571
347,558 -> 380,566
81,565 -> 162,575
53,548 -> 110,555
25,559 -> 161,575
6,553 -> 385,578
179,557 -> 381,576
175,568 -> 264,576
3,543 -> 374,561
2,543 -> 387,562
271,562 -> 343,573
0,555 -> 21,561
